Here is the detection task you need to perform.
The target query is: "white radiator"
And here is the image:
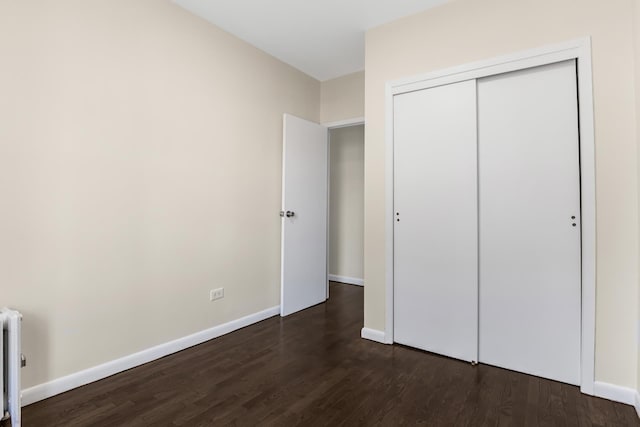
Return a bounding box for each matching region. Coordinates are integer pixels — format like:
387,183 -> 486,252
1,309 -> 22,427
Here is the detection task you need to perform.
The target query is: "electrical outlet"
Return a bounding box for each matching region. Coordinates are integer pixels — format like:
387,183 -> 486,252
210,288 -> 224,301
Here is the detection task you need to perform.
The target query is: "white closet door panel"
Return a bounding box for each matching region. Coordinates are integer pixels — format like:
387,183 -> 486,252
393,80 -> 478,362
478,60 -> 581,385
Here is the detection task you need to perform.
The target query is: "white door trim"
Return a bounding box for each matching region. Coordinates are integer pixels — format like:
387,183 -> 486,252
384,37 -> 596,395
323,117 -> 365,129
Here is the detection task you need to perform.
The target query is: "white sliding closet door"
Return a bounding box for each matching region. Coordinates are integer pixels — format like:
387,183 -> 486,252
478,60 -> 581,385
394,80 -> 478,362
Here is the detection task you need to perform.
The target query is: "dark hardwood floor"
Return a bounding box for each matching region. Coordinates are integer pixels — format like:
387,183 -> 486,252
16,282 -> 639,426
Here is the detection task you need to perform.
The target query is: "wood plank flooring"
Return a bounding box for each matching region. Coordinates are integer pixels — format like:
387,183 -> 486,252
16,283 -> 640,426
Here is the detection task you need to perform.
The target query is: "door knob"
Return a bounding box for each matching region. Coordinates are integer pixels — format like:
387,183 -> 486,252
286,211 -> 295,218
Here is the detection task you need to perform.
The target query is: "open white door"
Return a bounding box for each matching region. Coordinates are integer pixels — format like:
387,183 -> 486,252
281,114 -> 328,317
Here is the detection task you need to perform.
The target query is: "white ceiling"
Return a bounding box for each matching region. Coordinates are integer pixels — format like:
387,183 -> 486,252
173,0 -> 449,81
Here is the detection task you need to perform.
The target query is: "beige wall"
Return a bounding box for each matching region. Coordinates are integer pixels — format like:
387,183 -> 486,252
0,0 -> 320,389
364,0 -> 639,388
635,0 -> 640,395
321,71 -> 365,124
329,125 -> 365,280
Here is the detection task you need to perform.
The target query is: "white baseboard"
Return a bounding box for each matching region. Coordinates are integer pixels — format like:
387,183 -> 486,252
21,305 -> 280,406
329,274 -> 364,286
593,381 -> 636,406
635,391 -> 640,419
361,327 -> 388,344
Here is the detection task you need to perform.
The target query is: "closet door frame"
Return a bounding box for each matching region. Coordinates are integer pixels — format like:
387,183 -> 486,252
382,38 -> 595,395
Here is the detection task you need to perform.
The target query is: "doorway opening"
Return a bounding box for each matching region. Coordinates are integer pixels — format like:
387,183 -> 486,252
327,122 -> 365,297
280,115 -> 364,316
